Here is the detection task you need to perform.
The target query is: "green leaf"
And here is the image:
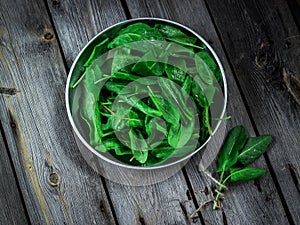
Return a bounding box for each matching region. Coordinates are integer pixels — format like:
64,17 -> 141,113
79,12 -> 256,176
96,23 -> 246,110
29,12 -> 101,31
216,126 -> 247,172
104,80 -> 138,95
114,147 -> 132,155
111,50 -> 141,74
195,52 -> 215,85
157,24 -> 197,44
128,110 -> 144,128
102,138 -> 121,151
196,52 -> 221,81
230,167 -> 267,182
84,38 -> 109,67
80,99 -> 102,146
152,146 -> 174,159
165,42 -> 195,59
158,78 -> 194,123
165,59 -> 187,84
145,117 -> 167,138
94,138 -> 132,155
118,95 -> 162,118
108,33 -> 143,49
182,75 -> 192,98
214,68 -> 222,81
129,128 -> 149,163
148,86 -> 180,125
108,23 -> 164,49
199,108 -> 211,142
102,117 -> 112,130
79,67 -> 105,146
238,135 -> 272,165
145,116 -> 167,149
191,79 -> 208,108
132,50 -> 165,76
191,75 -> 216,107
119,23 -> 154,35
110,105 -> 128,132
168,119 -> 195,148
84,66 -> 103,98
111,71 -> 140,81
156,24 -> 204,50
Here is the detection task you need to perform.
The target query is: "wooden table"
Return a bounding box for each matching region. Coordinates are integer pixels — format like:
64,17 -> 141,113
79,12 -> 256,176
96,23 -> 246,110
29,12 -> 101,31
0,0 -> 299,224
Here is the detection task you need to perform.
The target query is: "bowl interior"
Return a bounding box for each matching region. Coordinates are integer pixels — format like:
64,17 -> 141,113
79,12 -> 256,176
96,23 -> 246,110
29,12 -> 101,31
66,18 -> 227,170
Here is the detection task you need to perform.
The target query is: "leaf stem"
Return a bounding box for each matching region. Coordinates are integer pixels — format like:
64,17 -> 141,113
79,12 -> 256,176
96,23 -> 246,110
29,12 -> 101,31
213,170 -> 225,209
205,106 -> 212,135
103,105 -> 116,115
101,131 -> 115,138
201,170 -> 228,189
212,116 -> 231,121
190,199 -> 214,218
71,72 -> 86,88
94,75 -> 110,84
213,170 -> 236,209
129,156 -> 135,162
166,38 -> 204,50
102,104 -> 142,122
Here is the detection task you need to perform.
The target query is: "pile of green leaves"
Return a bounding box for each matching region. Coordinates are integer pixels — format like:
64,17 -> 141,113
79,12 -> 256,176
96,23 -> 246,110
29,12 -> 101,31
213,125 -> 272,209
70,22 -> 222,166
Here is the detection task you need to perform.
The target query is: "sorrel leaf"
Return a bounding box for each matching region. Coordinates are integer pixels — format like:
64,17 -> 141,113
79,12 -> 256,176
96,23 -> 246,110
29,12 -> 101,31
238,135 -> 272,165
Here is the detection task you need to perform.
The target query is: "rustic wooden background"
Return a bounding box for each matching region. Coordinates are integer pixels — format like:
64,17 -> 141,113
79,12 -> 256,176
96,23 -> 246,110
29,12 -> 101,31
0,0 -> 299,224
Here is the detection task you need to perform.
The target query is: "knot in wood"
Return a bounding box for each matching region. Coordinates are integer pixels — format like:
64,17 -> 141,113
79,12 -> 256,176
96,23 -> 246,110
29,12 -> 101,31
41,28 -> 55,43
283,68 -> 300,106
49,172 -> 60,187
10,121 -> 16,129
255,38 -> 276,70
44,32 -> 54,41
52,0 -> 60,6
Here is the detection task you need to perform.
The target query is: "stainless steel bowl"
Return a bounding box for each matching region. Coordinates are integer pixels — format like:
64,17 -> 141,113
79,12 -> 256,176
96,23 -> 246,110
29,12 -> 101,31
66,18 -> 228,186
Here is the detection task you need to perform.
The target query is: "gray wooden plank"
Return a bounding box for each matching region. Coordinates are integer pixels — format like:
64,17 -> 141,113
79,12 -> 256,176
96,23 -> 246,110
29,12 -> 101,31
46,0 -> 128,68
45,0 -> 204,224
0,0 -> 117,224
0,126 -> 29,225
203,0 -> 300,223
287,0 -> 300,30
106,175 -> 199,225
124,0 -> 292,224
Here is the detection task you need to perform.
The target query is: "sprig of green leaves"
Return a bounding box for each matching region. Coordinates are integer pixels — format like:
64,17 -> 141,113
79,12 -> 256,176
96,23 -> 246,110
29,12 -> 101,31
213,125 -> 272,209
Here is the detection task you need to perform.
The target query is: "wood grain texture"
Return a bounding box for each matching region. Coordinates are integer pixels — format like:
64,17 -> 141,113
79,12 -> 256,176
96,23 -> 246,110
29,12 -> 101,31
0,0 -> 116,224
287,0 -> 300,30
0,127 -> 29,225
203,0 -> 300,223
46,0 -> 128,68
124,0 -> 291,224
46,1 -> 203,224
106,175 -> 200,225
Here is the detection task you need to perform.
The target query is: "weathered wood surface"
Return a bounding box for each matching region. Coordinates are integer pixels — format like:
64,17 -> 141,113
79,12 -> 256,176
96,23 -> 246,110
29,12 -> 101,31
204,0 -> 300,223
0,0 -> 116,224
124,0 -> 292,224
0,126 -> 29,225
46,0 -> 202,224
287,0 -> 300,29
46,0 -> 128,68
0,0 -> 299,224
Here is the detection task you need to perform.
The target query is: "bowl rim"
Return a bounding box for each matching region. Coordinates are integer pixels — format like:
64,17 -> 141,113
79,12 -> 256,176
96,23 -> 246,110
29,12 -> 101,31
65,17 -> 228,170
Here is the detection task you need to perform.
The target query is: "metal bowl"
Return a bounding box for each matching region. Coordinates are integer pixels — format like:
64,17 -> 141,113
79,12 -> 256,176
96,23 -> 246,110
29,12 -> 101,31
66,18 -> 228,186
